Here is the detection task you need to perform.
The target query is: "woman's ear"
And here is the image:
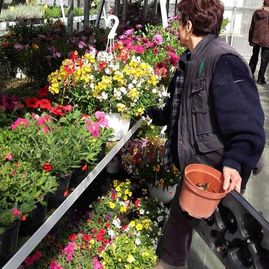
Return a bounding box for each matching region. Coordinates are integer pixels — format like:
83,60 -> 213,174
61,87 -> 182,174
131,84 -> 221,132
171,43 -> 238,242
186,20 -> 193,33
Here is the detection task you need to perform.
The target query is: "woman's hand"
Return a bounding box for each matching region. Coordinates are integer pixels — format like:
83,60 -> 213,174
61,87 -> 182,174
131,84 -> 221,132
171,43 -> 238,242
222,166 -> 242,193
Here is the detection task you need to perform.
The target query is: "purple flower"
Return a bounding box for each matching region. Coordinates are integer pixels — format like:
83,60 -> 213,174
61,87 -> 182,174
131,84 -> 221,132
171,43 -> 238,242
153,34 -> 163,45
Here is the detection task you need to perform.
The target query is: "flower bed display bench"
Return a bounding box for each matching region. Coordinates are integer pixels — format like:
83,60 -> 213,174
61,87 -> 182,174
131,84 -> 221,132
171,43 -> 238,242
1,119 -> 142,269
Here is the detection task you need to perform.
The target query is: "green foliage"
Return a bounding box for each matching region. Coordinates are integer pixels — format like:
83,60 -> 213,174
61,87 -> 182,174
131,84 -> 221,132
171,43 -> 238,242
221,18 -> 230,34
101,233 -> 156,269
44,6 -> 84,18
0,110 -> 112,176
0,161 -> 58,228
0,4 -> 45,21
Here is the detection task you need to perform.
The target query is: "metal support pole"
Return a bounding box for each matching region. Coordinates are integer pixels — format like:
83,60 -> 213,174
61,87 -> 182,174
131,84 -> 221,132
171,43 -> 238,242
122,0 -> 127,22
95,0 -> 106,27
0,0 -> 4,15
143,0 -> 148,16
84,0 -> 90,29
67,0 -> 74,33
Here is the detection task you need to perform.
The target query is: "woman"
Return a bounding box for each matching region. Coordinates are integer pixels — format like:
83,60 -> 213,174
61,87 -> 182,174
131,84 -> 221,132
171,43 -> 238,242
148,0 -> 265,268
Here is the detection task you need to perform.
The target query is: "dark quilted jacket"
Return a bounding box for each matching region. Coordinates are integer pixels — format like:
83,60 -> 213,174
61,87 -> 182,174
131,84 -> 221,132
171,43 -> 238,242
249,7 -> 269,47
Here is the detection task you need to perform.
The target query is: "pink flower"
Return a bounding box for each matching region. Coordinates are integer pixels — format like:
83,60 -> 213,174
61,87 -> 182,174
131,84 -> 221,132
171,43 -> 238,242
49,261 -> 63,269
133,45 -> 144,54
124,29 -> 134,36
153,34 -> 163,45
92,257 -> 103,269
167,51 -> 180,66
63,242 -> 75,262
12,208 -> 22,217
5,153 -> 13,161
11,118 -> 29,129
32,251 -> 42,262
94,111 -> 108,127
24,256 -> 34,266
86,120 -> 100,137
36,114 -> 51,126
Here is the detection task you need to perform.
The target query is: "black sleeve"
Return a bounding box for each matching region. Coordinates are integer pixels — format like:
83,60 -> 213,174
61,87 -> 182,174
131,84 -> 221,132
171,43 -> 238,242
211,54 -> 265,172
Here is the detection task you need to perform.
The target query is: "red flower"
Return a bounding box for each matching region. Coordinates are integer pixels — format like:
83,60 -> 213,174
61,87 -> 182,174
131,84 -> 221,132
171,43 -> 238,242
69,234 -> 77,241
42,163 -> 53,172
37,85 -> 49,98
64,190 -> 68,197
21,215 -> 27,221
134,198 -> 141,208
50,106 -> 65,117
105,222 -> 110,228
81,164 -> 88,171
25,97 -> 39,109
82,234 -> 92,241
38,99 -> 51,110
98,61 -> 107,70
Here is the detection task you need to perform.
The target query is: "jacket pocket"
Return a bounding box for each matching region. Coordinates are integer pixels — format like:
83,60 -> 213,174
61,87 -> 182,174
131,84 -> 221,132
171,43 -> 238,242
191,78 -> 209,113
196,132 -> 224,153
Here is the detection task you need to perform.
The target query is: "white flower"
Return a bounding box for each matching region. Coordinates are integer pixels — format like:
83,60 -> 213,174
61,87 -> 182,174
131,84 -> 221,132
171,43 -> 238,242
112,218 -> 122,229
120,87 -> 127,94
135,238 -> 141,245
101,92 -> 108,100
90,83 -> 95,89
108,229 -> 115,238
114,89 -> 122,100
128,83 -> 134,89
139,209 -> 145,215
157,215 -> 164,222
105,67 -> 112,75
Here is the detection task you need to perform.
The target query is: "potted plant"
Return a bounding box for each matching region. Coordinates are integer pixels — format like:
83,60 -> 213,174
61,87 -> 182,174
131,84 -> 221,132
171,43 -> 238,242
0,160 -> 58,261
120,136 -> 180,203
48,49 -> 168,140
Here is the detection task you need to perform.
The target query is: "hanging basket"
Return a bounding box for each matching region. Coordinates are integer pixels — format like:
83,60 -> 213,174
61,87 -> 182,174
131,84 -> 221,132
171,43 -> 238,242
179,163 -> 227,219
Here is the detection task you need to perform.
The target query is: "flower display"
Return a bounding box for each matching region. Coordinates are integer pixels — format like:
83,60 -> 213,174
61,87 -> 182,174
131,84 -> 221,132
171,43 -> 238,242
48,50 -> 168,117
22,179 -> 169,268
1,110 -> 112,176
114,18 -> 185,86
120,137 -> 180,189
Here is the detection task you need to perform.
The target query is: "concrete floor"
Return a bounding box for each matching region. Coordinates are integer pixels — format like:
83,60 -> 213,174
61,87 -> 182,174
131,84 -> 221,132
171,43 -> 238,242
188,68 -> 269,269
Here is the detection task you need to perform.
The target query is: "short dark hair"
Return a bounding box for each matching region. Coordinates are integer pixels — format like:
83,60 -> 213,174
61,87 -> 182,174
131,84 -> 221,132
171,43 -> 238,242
177,0 -> 224,36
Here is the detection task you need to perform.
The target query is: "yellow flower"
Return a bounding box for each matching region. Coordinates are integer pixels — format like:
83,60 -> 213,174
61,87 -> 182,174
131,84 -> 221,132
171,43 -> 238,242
120,206 -> 127,213
115,186 -> 120,192
123,195 -> 128,201
127,254 -> 135,263
135,107 -> 145,116
109,202 -> 115,209
113,180 -> 119,187
90,239 -> 95,244
135,223 -> 143,231
116,103 -> 127,112
127,88 -> 139,100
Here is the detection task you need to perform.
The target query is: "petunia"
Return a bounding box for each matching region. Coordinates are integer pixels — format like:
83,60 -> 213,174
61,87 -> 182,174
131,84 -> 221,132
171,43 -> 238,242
153,34 -> 163,45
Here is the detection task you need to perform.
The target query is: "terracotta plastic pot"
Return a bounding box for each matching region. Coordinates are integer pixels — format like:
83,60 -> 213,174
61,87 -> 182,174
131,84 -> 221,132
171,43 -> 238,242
179,163 -> 227,219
